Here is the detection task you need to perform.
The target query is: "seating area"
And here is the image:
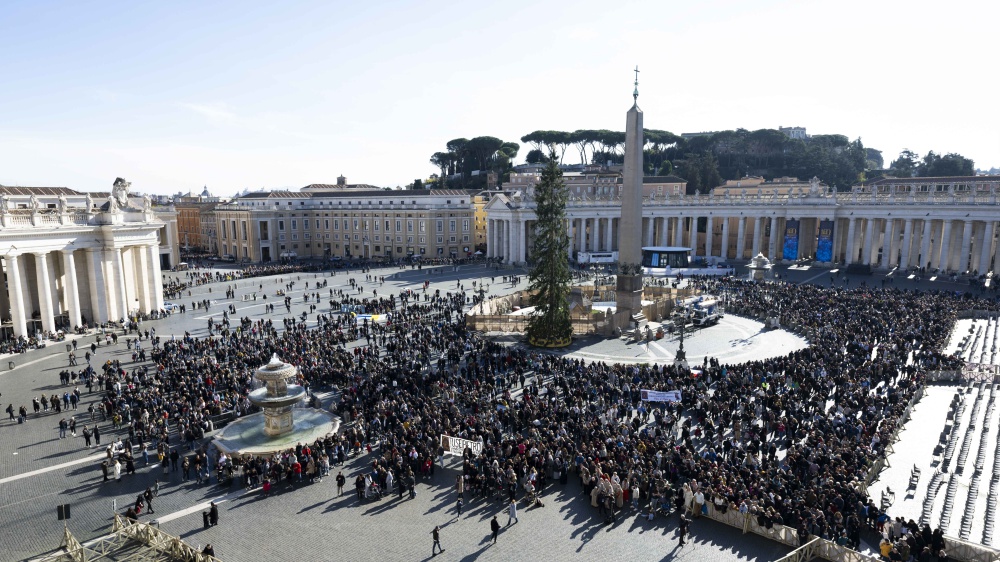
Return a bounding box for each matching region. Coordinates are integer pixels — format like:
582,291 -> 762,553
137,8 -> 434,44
921,381 -> 1000,545
949,317 -> 1000,365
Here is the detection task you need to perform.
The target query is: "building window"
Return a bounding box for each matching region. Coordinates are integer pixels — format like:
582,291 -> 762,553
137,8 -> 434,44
437,220 -> 443,232
450,220 -> 456,233
463,219 -> 469,232
278,220 -> 285,230
325,219 -> 330,229
407,220 -> 413,232
291,220 -> 297,230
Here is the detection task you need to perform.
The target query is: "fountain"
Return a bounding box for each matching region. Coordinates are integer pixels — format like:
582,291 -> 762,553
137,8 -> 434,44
213,354 -> 340,455
250,354 -> 307,436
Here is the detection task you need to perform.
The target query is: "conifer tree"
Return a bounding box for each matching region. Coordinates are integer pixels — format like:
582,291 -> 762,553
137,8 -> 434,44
526,157 -> 572,347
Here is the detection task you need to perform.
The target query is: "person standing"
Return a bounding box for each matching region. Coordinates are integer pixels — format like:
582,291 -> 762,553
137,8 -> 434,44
113,459 -> 122,482
83,426 -> 92,447
59,418 -> 68,439
431,525 -> 444,556
144,488 -> 155,514
336,471 -> 346,496
678,513 -> 690,546
456,496 -> 463,519
507,499 -> 518,526
209,502 -> 219,526
491,515 -> 501,544
93,425 -> 101,446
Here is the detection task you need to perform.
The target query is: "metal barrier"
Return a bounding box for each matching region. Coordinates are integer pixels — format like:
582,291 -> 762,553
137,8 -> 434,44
113,513 -> 222,561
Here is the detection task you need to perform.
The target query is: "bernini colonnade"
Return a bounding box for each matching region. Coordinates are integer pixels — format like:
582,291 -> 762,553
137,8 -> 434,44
484,177 -> 1000,277
0,186 -> 166,339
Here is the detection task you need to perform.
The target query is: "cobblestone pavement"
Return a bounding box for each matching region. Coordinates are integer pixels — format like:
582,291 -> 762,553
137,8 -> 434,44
2,260 -> 971,561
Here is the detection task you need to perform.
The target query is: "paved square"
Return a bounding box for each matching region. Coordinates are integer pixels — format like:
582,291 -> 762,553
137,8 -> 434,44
3,263 -> 791,562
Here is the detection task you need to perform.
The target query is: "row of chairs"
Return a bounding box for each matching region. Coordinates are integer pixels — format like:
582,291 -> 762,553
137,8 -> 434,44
959,385 -> 996,539
940,383 -> 987,534
940,390 -> 969,472
984,387 -> 1000,545
954,382 -> 988,475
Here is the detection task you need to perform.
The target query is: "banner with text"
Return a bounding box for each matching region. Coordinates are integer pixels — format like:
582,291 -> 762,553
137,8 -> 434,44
440,434 -> 485,457
782,219 -> 801,261
816,220 -> 835,262
640,389 -> 682,402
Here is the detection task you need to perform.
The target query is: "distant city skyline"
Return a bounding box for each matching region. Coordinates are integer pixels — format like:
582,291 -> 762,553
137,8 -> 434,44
1,0 -> 997,196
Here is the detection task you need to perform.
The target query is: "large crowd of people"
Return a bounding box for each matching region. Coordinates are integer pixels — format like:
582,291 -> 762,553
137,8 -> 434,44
9,264 -> 994,560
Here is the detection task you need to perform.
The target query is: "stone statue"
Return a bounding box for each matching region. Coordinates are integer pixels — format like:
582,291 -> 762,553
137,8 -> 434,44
29,194 -> 40,211
740,188 -> 746,200
0,194 -> 9,213
142,194 -> 152,211
107,194 -> 120,213
57,194 -> 68,213
85,193 -> 93,210
809,176 -> 820,196
112,177 -> 131,208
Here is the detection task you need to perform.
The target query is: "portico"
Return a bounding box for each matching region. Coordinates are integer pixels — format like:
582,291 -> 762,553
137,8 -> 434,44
1,183 -> 167,339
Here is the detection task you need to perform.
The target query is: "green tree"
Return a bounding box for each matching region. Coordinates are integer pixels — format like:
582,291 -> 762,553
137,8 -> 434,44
888,149 -> 918,178
525,158 -> 572,348
918,151 -> 975,177
525,149 -> 550,164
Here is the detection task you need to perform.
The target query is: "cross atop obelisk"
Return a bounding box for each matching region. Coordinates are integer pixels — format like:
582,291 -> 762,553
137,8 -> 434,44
633,66 -> 639,102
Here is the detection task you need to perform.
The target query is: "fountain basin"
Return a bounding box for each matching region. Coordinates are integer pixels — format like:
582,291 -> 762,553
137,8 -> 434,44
213,409 -> 341,455
248,385 -> 307,408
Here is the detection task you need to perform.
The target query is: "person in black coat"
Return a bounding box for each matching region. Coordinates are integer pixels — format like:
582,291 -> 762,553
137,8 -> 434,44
209,502 -> 219,526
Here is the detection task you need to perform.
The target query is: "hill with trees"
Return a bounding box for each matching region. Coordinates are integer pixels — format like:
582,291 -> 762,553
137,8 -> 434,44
428,128 -> 976,193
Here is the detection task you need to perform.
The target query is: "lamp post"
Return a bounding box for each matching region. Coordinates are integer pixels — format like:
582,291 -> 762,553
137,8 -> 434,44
674,309 -> 690,370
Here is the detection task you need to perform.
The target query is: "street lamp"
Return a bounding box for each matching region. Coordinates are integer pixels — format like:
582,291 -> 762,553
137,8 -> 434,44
674,309 -> 690,370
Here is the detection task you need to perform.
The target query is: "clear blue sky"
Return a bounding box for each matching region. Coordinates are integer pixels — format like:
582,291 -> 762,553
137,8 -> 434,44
1,0 -> 997,195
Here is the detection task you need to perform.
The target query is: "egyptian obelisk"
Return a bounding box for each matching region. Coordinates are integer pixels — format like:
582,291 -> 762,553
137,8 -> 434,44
615,67 -> 645,330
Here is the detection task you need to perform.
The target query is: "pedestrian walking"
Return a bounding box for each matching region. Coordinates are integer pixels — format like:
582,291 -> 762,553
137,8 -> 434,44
336,471 -> 345,496
491,515 -> 501,543
144,488 -> 155,514
431,525 -> 444,556
507,499 -> 518,526
456,497 -> 463,518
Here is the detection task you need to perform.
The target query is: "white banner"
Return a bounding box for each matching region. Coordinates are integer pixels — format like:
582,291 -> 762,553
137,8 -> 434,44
440,434 -> 484,457
640,389 -> 682,403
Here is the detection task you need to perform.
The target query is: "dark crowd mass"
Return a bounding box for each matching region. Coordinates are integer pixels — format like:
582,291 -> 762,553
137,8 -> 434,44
14,270 -> 993,561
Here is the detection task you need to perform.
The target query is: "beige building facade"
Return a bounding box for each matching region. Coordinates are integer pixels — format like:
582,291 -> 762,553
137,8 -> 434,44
215,189 -> 480,262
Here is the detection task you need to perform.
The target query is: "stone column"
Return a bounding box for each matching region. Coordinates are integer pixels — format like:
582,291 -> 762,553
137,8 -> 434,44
751,217 -> 763,257
606,218 -> 614,252
959,220 -> 974,272
674,217 -> 683,247
61,250 -> 82,327
86,249 -> 109,324
645,217 -> 655,248
937,219 -> 953,271
845,217 -> 857,264
705,216 -> 714,258
720,217 -> 729,260
919,219 -> 933,270
658,217 -> 668,246
33,252 -> 56,333
880,219 -> 894,270
135,246 -> 152,312
147,244 -> 165,311
736,217 -> 747,260
107,248 -> 129,320
768,216 -> 779,261
900,219 -> 913,270
594,218 -> 602,252
5,254 -> 28,337
486,220 -> 493,258
503,220 -> 511,262
978,221 -> 995,275
862,219 -> 875,265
